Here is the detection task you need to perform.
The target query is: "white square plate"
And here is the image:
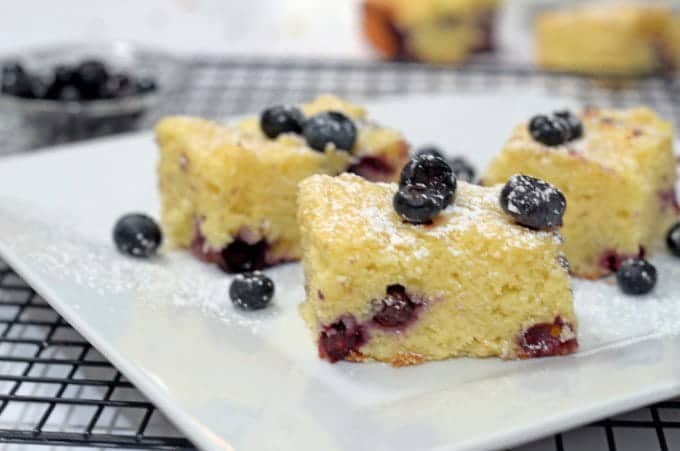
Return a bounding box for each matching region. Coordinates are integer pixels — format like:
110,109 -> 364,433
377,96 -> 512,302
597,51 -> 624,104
0,93 -> 679,451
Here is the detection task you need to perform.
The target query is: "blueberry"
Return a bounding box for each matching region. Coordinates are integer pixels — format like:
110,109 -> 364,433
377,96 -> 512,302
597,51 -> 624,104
2,61 -> 24,78
136,76 -> 157,94
449,156 -> 476,183
303,111 -> 357,152
1,62 -> 33,97
74,59 -> 109,99
319,315 -> 365,362
399,154 -> 456,207
372,285 -> 417,328
2,62 -> 26,86
43,84 -> 60,100
58,85 -> 80,102
393,183 -> 444,224
400,154 -> 455,189
528,114 -> 570,146
113,213 -> 163,258
519,318 -> 577,357
554,110 -> 583,140
499,174 -> 566,230
666,222 -> 680,257
414,148 -> 476,184
100,73 -> 134,99
18,76 -> 47,99
414,146 -> 445,160
45,65 -> 77,99
229,271 -> 274,310
220,238 -> 267,273
45,82 -> 80,102
616,258 -> 657,295
260,105 -> 305,139
53,65 -> 77,87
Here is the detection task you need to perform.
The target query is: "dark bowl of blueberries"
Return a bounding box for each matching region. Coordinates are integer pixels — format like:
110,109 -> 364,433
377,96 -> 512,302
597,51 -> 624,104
0,42 -> 168,146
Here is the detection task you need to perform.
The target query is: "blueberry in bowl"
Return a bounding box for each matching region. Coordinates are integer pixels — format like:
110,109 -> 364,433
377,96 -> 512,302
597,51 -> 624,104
3,59 -> 157,102
0,42 -> 169,144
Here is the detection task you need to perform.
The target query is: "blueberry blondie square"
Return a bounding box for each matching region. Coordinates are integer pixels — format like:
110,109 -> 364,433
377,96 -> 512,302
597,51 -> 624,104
362,0 -> 500,64
483,107 -> 677,278
535,5 -> 676,76
298,173 -> 576,365
156,95 -> 409,273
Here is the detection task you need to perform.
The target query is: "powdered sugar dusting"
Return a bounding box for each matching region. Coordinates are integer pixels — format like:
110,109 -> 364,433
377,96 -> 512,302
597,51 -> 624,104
425,182 -> 560,250
0,204 -> 284,334
305,175 -> 565,261
1,188 -> 680,358
574,253 -> 680,347
505,107 -> 671,173
358,204 -> 423,255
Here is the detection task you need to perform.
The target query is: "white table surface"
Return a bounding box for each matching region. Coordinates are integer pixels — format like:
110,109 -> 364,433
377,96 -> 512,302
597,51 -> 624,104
0,0 -> 536,62
1,0 -> 679,59
0,0 -> 371,58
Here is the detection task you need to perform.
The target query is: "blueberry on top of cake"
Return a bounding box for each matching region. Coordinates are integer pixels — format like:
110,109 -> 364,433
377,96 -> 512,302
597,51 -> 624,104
297,172 -> 576,365
483,106 -> 677,278
156,95 -> 409,273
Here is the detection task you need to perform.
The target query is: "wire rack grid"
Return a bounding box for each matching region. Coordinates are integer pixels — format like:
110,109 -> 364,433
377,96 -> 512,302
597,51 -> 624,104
0,260 -> 193,449
0,57 -> 679,450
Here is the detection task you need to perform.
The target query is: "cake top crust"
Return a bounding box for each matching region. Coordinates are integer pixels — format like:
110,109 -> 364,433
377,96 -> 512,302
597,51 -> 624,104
298,173 -> 561,259
505,107 -> 673,173
537,4 -> 672,29
365,0 -> 501,25
155,95 -> 403,160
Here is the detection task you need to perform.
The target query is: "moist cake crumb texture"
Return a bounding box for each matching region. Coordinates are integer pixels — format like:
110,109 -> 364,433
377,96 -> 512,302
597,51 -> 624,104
535,4 -> 679,76
298,173 -> 576,365
155,95 -> 409,273
362,0 -> 501,64
483,107 -> 678,279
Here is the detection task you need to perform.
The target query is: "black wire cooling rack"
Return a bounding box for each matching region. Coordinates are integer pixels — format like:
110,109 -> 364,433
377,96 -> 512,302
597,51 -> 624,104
0,56 -> 679,450
0,260 -> 194,449
2,57 -> 680,152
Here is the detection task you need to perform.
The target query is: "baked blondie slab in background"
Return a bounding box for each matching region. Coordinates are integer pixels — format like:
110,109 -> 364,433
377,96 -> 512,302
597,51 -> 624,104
361,0 -> 501,64
483,107 -> 678,279
298,174 -> 576,366
156,95 -> 409,273
535,4 -> 678,76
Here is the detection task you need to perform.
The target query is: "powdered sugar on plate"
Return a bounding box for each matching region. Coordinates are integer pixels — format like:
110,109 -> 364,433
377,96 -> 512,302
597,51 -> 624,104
0,196 -> 678,355
574,252 -> 680,347
0,202 -> 285,335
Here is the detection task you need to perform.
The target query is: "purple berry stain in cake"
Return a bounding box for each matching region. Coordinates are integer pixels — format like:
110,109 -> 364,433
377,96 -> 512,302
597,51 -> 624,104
348,142 -> 408,182
377,9 -> 496,60
598,246 -> 645,273
318,285 -> 425,363
318,315 -> 366,363
179,154 -> 189,172
348,155 -> 396,182
651,41 -> 676,75
220,238 -> 268,272
658,188 -> 680,213
372,284 -> 421,328
190,223 -> 291,273
518,317 -> 577,358
470,10 -> 496,53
